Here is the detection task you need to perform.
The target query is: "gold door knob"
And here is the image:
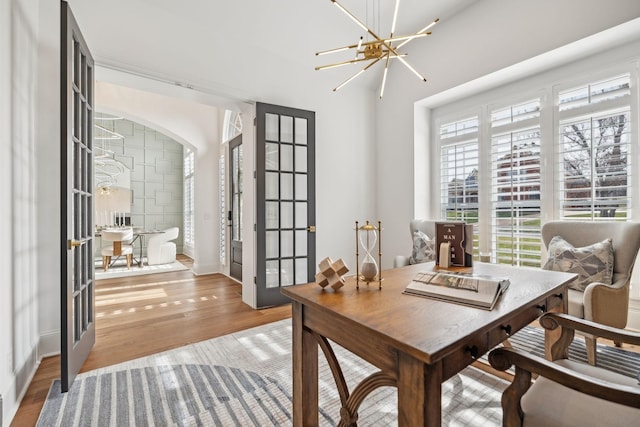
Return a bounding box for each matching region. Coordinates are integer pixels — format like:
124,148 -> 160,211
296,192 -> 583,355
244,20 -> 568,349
68,239 -> 86,249
307,226 -> 316,233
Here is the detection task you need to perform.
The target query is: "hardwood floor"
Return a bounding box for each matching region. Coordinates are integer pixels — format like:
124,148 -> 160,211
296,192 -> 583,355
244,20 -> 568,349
11,255 -> 291,426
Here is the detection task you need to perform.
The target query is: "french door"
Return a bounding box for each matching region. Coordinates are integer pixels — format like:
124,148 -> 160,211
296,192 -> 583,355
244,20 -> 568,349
229,134 -> 243,282
255,103 -> 316,308
60,0 -> 95,392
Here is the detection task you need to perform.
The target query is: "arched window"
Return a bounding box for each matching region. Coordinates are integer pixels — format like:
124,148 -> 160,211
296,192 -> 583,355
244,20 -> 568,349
223,110 -> 242,142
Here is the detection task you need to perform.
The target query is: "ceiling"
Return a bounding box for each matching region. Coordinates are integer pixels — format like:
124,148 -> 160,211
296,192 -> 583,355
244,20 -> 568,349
67,0 -> 478,102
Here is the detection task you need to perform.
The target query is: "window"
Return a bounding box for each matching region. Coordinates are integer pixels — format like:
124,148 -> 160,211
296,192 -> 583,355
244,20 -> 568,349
440,116 -> 479,255
490,99 -> 542,267
434,70 -> 635,267
223,110 -> 243,142
183,149 -> 195,249
557,74 -> 632,220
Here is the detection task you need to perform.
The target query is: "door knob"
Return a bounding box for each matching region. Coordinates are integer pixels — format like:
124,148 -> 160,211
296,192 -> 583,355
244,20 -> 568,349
68,239 -> 86,249
307,225 -> 316,233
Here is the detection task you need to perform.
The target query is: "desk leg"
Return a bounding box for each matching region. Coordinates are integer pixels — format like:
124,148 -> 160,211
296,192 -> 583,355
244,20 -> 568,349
292,302 -> 318,427
544,288 -> 568,360
397,352 -> 441,426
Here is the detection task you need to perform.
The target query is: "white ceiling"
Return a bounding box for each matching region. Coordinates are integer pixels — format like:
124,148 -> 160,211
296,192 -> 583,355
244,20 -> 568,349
67,0 -> 477,101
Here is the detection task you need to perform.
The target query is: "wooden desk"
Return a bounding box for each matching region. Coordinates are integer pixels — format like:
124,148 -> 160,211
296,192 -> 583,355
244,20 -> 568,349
281,262 -> 575,426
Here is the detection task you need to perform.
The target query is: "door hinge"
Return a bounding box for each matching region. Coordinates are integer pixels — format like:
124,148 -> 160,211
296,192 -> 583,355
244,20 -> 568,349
254,224 -> 257,231
253,117 -> 257,126
254,276 -> 257,284
254,170 -> 257,179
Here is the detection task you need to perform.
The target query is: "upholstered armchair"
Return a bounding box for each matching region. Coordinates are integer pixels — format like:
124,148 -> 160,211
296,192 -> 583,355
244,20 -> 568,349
541,220 -> 640,365
147,227 -> 179,266
393,219 -> 437,268
489,313 -> 640,427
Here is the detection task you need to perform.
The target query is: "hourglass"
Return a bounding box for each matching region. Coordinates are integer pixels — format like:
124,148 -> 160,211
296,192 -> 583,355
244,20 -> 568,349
355,220 -> 383,289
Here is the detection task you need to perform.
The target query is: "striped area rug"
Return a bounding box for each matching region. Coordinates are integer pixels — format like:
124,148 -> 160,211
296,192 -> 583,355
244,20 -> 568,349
39,364 -> 329,426
37,319 -> 508,426
37,320 -> 640,426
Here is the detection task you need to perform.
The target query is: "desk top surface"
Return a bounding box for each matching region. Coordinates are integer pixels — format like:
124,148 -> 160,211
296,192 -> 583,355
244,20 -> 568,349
282,262 -> 575,364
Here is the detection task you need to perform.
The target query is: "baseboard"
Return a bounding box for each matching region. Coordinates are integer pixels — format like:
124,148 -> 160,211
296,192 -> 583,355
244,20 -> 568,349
191,262 -> 220,276
38,330 -> 60,359
2,346 -> 39,427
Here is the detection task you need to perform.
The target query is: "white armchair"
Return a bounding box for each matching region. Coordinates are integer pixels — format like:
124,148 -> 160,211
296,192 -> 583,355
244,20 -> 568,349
147,227 -> 179,266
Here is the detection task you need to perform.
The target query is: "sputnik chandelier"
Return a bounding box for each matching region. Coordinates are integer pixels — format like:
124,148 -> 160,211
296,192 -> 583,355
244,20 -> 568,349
316,0 -> 439,98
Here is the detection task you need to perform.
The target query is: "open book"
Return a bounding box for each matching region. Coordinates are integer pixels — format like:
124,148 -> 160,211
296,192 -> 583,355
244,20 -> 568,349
403,271 -> 510,310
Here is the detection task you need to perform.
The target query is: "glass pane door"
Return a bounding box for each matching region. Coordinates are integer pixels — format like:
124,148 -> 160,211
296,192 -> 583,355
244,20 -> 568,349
256,103 -> 315,308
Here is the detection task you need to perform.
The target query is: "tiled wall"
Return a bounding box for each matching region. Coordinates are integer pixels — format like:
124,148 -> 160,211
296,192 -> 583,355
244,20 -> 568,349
97,116 -> 184,254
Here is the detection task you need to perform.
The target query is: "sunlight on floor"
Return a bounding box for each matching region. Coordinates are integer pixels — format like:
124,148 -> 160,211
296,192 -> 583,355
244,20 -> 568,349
96,288 -> 169,306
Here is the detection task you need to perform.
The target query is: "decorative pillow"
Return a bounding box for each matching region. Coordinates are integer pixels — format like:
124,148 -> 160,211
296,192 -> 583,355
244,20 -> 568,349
409,230 -> 436,265
542,236 -> 614,292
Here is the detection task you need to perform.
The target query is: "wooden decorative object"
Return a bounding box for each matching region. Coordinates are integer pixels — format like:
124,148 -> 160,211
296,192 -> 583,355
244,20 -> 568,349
315,257 -> 349,291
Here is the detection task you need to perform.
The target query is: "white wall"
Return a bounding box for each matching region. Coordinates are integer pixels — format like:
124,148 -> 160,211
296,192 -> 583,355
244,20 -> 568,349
0,0 -> 11,422
376,0 -> 640,269
0,0 -> 12,413
2,0 -> 42,425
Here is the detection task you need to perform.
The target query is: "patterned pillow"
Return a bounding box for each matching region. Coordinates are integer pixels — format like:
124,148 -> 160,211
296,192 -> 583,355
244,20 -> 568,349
409,230 -> 436,265
542,236 -> 614,292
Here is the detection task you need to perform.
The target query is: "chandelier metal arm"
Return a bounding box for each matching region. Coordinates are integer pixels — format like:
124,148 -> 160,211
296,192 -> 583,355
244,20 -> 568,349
333,56 -> 383,92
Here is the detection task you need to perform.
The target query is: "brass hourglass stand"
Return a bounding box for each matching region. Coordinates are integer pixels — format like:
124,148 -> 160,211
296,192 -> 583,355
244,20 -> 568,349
355,220 -> 382,290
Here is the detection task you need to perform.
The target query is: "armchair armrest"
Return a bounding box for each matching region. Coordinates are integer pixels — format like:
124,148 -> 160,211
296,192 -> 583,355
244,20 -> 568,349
539,313 -> 640,360
583,280 -> 630,327
489,347 -> 640,426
